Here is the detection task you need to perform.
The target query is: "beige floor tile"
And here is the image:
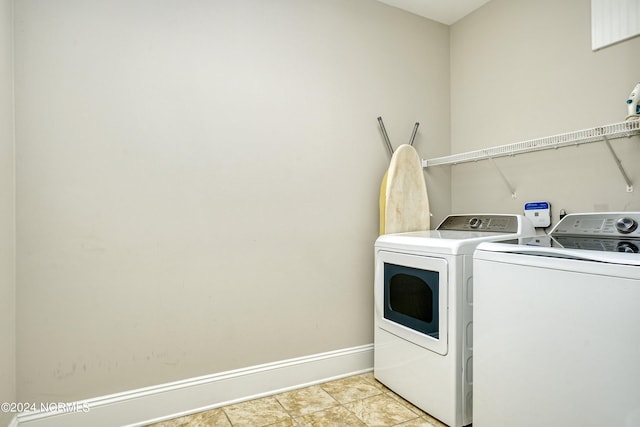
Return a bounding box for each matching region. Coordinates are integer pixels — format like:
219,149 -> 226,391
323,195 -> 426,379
266,419 -> 297,427
142,374 -> 452,427
418,414 -> 448,427
385,392 -> 427,417
358,373 -> 391,392
275,385 -> 339,417
385,393 -> 449,427
223,396 -> 292,427
344,394 -> 419,427
294,405 -> 368,427
320,375 -> 382,404
394,417 -> 441,427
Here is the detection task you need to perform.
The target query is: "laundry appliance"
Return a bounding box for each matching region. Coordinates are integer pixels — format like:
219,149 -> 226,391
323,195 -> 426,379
374,214 -> 536,427
473,212 -> 640,427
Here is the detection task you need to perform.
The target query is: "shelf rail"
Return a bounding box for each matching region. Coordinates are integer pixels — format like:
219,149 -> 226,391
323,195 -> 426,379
422,120 -> 640,194
423,120 -> 640,167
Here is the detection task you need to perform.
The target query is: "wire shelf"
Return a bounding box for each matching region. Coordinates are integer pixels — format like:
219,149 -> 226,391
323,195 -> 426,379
422,120 -> 640,167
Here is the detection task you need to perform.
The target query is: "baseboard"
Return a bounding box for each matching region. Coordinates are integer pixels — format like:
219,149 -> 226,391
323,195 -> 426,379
14,344 -> 373,427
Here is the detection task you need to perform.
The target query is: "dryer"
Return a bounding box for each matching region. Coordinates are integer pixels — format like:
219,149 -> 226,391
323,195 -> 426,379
374,214 -> 535,427
473,212 -> 640,427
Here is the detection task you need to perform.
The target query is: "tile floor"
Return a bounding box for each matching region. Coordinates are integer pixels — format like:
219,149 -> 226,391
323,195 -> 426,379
145,372 -> 448,427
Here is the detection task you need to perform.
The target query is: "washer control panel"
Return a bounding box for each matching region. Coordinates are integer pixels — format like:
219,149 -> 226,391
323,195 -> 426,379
437,215 -> 520,233
551,212 -> 640,238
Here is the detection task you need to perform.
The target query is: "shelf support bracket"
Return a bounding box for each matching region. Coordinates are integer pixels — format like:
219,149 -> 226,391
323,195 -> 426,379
602,135 -> 633,192
487,155 -> 517,198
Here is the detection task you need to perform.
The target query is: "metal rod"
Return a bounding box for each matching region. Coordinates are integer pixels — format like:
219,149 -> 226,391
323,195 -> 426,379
377,116 -> 394,158
487,155 -> 517,198
603,135 -> 633,191
408,122 -> 419,146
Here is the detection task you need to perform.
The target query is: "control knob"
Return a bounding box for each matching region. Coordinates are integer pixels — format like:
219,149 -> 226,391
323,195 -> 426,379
617,242 -> 639,253
615,217 -> 638,234
468,217 -> 482,229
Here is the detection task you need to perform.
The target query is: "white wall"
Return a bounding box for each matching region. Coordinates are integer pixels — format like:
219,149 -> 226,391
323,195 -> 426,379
14,0 -> 450,402
13,0 -> 639,413
450,0 -> 640,221
0,0 -> 16,424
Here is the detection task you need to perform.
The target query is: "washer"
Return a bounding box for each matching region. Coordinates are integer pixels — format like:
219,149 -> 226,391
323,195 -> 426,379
374,214 -> 535,427
473,212 -> 640,427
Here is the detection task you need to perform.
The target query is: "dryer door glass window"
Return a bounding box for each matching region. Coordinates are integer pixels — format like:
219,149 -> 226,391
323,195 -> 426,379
384,263 -> 439,339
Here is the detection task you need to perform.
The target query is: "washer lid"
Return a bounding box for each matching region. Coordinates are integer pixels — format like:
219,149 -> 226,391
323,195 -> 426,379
376,214 -> 536,255
475,238 -> 640,266
376,230 -> 526,255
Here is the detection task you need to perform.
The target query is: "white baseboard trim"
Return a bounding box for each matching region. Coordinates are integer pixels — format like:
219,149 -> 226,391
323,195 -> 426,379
15,344 -> 374,427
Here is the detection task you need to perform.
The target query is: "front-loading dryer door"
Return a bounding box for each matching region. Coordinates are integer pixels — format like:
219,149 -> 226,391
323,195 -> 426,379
375,250 -> 448,355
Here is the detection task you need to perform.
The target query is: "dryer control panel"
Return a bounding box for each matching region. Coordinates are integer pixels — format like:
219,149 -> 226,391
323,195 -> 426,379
437,215 -> 520,233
